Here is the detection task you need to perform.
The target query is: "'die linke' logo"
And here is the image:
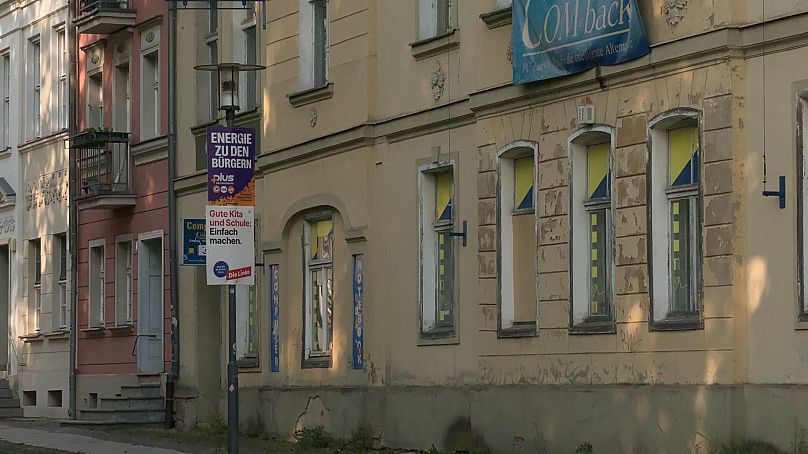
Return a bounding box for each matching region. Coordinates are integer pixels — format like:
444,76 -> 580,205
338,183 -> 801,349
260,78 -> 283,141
521,0 -> 634,51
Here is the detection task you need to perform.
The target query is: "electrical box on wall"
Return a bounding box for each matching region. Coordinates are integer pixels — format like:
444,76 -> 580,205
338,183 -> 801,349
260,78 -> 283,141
578,104 -> 596,125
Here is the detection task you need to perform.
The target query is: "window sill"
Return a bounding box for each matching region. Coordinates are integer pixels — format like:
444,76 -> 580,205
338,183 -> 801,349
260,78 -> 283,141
19,333 -> 43,343
0,147 -> 10,160
418,328 -> 458,346
570,320 -> 616,335
237,357 -> 260,370
43,330 -> 69,340
479,6 -> 512,29
287,83 -> 334,108
81,327 -> 106,335
498,322 -> 537,338
108,324 -> 134,334
649,315 -> 702,332
410,30 -> 459,61
302,355 -> 332,369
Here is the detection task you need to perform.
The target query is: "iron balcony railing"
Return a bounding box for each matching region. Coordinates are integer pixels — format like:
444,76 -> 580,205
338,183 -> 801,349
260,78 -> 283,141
71,131 -> 132,200
80,0 -> 129,15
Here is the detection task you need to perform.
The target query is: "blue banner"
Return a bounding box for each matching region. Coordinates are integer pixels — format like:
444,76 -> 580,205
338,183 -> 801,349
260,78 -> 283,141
269,265 -> 280,373
182,219 -> 206,266
512,0 -> 650,84
352,254 -> 364,370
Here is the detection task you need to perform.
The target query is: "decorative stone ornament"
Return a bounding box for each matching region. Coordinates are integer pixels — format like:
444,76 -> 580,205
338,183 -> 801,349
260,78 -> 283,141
430,61 -> 446,102
90,54 -> 100,65
661,0 -> 688,27
506,41 -> 513,63
0,215 -> 13,236
25,170 -> 69,211
310,107 -> 317,127
145,31 -> 155,43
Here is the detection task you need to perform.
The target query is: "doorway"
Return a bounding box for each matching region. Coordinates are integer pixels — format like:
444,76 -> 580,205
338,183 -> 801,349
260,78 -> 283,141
0,245 -> 9,372
137,237 -> 163,374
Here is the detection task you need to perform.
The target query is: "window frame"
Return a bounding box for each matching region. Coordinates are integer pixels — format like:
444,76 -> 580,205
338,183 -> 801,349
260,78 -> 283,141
418,161 -> 458,341
30,37 -> 41,140
55,26 -> 67,131
798,93 -> 808,321
88,241 -> 106,328
140,49 -> 160,140
56,233 -> 67,330
1,51 -> 10,149
87,70 -> 103,129
568,126 -> 617,334
298,0 -> 329,91
31,239 -> 41,332
115,237 -> 133,326
647,109 -> 704,331
113,60 -> 130,133
418,0 -> 454,40
302,212 -> 335,368
496,141 -> 539,337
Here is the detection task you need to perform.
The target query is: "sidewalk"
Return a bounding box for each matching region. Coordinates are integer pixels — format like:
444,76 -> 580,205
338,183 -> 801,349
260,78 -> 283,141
0,423 -> 190,454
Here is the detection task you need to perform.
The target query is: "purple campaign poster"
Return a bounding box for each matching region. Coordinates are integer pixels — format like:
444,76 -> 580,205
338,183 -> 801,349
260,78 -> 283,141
206,126 -> 256,207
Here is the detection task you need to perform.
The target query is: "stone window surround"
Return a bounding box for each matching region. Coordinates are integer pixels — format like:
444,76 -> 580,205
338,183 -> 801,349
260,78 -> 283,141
496,140 -> 538,338
301,210 -> 335,369
568,125 -> 618,335
647,108 -> 704,331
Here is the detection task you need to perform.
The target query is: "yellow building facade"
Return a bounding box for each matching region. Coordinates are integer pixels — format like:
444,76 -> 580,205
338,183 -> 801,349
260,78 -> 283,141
173,1 -> 808,451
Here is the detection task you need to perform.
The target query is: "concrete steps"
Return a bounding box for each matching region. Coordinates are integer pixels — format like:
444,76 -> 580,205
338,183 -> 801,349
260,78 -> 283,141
0,378 -> 22,418
76,379 -> 165,426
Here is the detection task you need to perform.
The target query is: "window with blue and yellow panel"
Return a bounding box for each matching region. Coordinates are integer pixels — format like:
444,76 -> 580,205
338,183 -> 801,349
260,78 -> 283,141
434,171 -> 454,329
585,143 -> 611,320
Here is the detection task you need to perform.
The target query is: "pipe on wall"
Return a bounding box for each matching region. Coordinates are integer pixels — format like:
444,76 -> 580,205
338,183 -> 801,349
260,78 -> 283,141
67,0 -> 79,421
166,0 -> 179,428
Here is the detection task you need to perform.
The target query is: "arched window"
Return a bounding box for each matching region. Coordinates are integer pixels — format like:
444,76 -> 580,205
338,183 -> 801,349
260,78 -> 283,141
497,141 -> 538,336
569,127 -> 615,332
648,110 -> 703,328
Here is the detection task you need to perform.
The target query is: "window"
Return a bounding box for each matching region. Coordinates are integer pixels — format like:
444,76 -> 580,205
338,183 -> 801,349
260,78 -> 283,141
304,216 -> 334,363
115,239 -> 132,325
207,39 -> 218,120
56,28 -> 67,131
495,0 -> 512,8
113,63 -> 130,132
570,129 -> 615,330
56,234 -> 67,330
419,165 -> 456,337
241,25 -> 258,110
649,112 -> 702,327
1,52 -> 9,148
87,72 -> 103,129
30,38 -> 40,139
236,283 -> 259,366
89,243 -> 105,327
419,0 -> 452,40
140,50 -> 159,139
497,143 -> 537,335
31,239 -> 41,332
298,0 -> 328,90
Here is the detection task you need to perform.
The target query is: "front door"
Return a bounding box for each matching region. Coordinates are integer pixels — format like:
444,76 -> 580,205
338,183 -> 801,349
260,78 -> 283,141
0,245 -> 8,371
137,238 -> 163,374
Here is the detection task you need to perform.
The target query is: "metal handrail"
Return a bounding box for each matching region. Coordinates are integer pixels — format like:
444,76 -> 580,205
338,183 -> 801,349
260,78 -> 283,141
80,0 -> 128,15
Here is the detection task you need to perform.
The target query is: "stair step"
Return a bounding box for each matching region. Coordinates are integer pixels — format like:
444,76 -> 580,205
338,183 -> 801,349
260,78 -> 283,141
0,389 -> 14,399
99,396 -> 164,411
0,407 -> 23,418
60,420 -> 164,429
136,374 -> 162,385
0,399 -> 20,408
79,408 -> 165,424
120,384 -> 161,399
0,379 -> 10,389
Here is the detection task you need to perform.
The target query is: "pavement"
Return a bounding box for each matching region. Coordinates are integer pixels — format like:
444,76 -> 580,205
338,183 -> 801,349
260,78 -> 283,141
0,423 -> 191,454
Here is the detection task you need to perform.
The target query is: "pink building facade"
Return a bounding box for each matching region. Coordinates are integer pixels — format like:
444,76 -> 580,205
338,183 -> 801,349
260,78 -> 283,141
72,0 -> 170,421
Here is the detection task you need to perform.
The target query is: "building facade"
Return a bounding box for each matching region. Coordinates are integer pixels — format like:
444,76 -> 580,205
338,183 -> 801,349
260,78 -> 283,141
72,0 -> 171,422
172,0 -> 808,452
0,0 -> 70,418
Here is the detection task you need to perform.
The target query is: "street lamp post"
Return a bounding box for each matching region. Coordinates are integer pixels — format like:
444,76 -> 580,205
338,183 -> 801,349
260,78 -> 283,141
194,62 -> 265,454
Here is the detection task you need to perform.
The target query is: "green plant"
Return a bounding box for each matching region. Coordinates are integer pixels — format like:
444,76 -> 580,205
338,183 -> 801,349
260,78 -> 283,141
196,416 -> 227,443
343,424 -> 373,452
793,424 -> 808,454
576,441 -> 593,454
294,426 -> 335,450
711,439 -> 785,454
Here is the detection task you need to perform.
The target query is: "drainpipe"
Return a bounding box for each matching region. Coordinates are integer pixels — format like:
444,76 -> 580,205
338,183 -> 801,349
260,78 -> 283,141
67,0 -> 79,421
166,0 -> 179,428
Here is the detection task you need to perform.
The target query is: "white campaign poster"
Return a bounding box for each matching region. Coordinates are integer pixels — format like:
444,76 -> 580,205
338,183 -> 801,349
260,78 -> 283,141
206,206 -> 255,285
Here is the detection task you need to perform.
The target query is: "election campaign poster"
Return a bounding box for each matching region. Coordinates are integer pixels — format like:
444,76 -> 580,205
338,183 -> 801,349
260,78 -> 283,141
206,126 -> 256,286
182,218 -> 206,266
512,0 -> 651,84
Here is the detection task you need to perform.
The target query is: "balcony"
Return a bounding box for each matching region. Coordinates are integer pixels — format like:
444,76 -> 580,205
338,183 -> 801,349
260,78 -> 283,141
75,0 -> 136,35
71,130 -> 135,210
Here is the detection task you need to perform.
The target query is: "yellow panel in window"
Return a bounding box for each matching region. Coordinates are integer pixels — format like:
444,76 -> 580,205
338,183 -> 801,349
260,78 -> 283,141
673,220 -> 680,234
436,172 -> 453,221
591,231 -> 598,243
591,248 -> 598,261
587,143 -> 610,199
591,213 -> 598,226
669,126 -> 698,186
317,219 -> 333,238
439,264 -> 445,275
439,249 -> 444,260
673,201 -> 680,215
673,239 -> 680,252
591,267 -> 598,279
515,157 -> 534,210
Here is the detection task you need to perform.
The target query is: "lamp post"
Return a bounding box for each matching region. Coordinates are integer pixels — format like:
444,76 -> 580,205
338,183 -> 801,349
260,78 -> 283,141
194,62 -> 265,454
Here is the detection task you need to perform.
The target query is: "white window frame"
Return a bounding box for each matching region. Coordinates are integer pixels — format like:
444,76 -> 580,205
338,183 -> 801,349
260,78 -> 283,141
140,49 -> 159,139
496,141 -> 538,336
418,161 -> 458,338
113,61 -> 130,132
235,282 -> 259,364
87,71 -> 103,129
303,214 -> 334,364
30,37 -> 41,139
88,240 -> 106,327
1,51 -> 9,148
240,23 -> 258,111
648,109 -> 703,328
799,93 -> 808,320
418,0 -> 453,40
31,239 -> 41,332
568,126 -> 617,331
55,26 -> 67,131
206,37 -> 219,120
56,233 -> 67,330
115,236 -> 133,326
298,0 -> 329,90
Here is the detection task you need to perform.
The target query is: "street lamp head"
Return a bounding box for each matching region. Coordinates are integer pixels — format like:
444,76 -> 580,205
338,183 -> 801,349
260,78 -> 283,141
193,63 -> 266,113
